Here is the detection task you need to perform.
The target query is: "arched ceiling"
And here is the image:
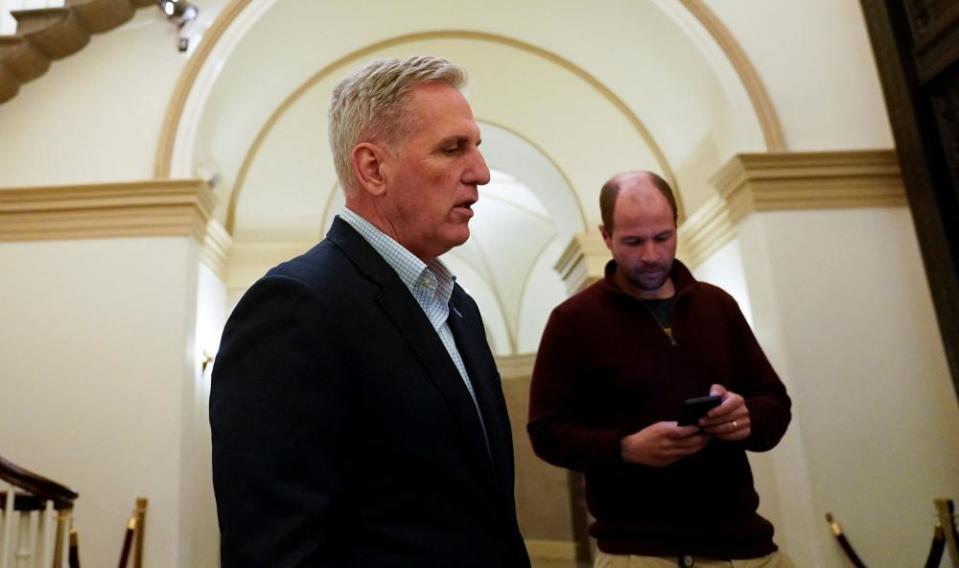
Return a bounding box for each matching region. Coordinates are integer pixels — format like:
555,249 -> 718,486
179,0 -> 770,229
173,0 -> 775,354
216,32 -> 672,239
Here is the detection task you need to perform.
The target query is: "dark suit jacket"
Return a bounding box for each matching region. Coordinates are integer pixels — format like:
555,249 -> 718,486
210,217 -> 530,567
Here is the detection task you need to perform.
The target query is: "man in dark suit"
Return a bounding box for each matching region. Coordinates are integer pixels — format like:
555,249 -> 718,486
209,56 -> 530,567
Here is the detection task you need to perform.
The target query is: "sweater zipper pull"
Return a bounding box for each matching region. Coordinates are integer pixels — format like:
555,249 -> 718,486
663,326 -> 677,346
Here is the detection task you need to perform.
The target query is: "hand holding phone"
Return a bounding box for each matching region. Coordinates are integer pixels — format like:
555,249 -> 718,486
677,395 -> 722,426
619,421 -> 709,467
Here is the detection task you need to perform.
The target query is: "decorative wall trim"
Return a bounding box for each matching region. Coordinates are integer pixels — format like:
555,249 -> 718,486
495,353 -> 536,380
221,30 -> 678,234
678,0 -> 786,150
200,219 -> 232,280
154,0 -> 786,190
524,539 -> 577,561
677,194 -> 736,270
554,230 -> 608,294
678,150 -> 906,268
0,180 -> 214,242
713,150 -> 906,225
154,0 -> 254,178
478,119 -> 589,230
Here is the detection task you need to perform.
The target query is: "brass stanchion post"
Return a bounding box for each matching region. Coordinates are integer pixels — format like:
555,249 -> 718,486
133,498 -> 147,568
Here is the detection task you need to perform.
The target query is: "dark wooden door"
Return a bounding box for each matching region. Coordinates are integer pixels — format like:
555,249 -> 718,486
861,0 -> 959,403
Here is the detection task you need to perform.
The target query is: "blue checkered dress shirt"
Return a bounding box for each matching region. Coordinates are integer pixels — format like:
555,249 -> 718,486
339,209 -> 486,426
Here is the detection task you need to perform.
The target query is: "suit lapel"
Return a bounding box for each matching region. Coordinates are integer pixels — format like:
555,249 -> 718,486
326,218 -> 497,486
448,289 -> 515,499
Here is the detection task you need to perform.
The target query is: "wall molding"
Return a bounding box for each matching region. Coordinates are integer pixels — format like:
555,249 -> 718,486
155,0 -> 788,185
679,150 -> 905,268
0,178 -> 232,279
715,149 -> 905,222
677,0 -> 786,151
0,179 -> 214,242
555,151 -> 904,279
154,0 -> 254,179
677,194 -> 735,270
200,219 -> 233,280
554,230 -> 608,294
221,30 -> 679,234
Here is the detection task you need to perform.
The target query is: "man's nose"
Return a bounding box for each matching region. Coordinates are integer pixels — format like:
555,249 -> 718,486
639,241 -> 658,261
467,148 -> 491,186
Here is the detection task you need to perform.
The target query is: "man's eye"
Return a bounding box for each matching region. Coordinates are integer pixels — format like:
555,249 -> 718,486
442,146 -> 460,155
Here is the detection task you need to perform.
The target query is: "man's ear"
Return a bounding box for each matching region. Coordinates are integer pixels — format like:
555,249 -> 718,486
351,142 -> 388,196
599,224 -> 613,250
599,225 -> 613,246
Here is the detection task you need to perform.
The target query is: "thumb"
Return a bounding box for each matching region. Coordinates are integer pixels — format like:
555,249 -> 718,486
709,384 -> 727,398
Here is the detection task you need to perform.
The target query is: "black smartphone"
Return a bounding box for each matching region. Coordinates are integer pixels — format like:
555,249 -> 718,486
677,395 -> 722,426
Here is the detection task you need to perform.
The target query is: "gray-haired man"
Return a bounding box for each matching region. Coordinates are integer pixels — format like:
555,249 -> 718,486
211,56 -> 530,567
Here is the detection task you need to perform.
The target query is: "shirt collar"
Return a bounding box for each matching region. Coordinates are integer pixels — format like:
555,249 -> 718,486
339,208 -> 457,302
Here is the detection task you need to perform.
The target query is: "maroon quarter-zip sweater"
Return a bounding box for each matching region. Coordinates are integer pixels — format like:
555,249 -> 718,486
528,260 -> 791,559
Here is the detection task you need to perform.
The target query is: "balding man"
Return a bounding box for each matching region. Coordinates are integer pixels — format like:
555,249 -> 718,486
528,172 -> 793,567
211,56 -> 530,567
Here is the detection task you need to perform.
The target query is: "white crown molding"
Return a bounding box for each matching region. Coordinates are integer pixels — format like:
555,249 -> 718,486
679,149 -> 905,269
677,194 -> 735,270
200,220 -> 233,280
554,230 -> 608,294
0,179 -> 214,243
713,149 -> 905,223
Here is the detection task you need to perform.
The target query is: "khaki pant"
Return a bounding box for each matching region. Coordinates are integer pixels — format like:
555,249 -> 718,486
594,550 -> 795,568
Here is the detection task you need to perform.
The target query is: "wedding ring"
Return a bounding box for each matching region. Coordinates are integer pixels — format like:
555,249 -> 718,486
732,420 -> 739,428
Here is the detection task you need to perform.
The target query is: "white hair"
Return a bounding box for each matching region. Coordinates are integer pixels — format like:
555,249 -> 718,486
328,55 -> 466,194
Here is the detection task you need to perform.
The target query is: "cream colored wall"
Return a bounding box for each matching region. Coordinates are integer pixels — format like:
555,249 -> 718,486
179,263 -> 225,567
735,207 -> 959,566
0,10 -> 187,186
693,240 -> 782,548
517,238 -> 568,354
688,238 -> 754,325
691,237 -> 815,562
705,0 -> 894,151
0,237 -> 214,567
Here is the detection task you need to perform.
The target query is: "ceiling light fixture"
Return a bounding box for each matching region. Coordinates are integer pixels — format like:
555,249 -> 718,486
156,0 -> 198,25
155,0 -> 200,52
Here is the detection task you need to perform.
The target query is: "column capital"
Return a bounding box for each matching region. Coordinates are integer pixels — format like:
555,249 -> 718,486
554,230 -> 608,294
679,150 -> 905,268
